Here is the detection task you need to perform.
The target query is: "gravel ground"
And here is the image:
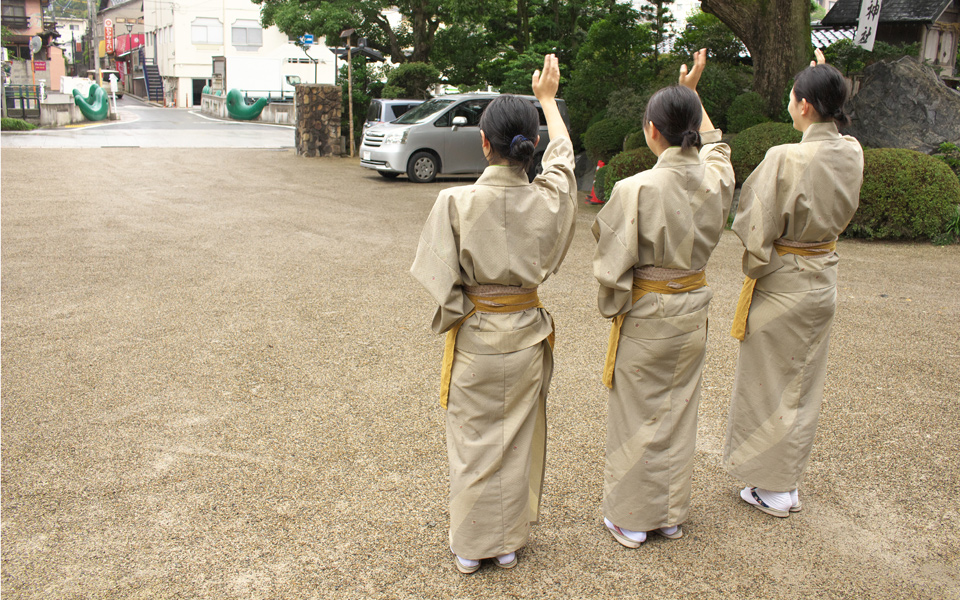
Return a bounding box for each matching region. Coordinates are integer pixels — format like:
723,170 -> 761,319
2,148 -> 958,600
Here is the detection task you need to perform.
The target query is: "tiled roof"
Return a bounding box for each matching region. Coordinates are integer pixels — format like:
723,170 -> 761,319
821,0 -> 955,26
812,26 -> 856,46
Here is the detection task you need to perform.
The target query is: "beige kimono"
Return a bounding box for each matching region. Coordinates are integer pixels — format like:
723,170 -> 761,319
723,122 -> 863,492
593,129 -> 734,531
411,137 -> 577,559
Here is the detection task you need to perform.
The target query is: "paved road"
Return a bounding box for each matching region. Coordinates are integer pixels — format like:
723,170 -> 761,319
0,96 -> 295,149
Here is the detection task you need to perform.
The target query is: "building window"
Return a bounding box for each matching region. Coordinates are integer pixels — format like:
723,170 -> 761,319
191,18 -> 222,45
1,0 -> 28,29
232,20 -> 263,48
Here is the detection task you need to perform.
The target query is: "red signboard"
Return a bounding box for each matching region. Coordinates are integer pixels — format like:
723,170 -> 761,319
104,19 -> 115,54
33,61 -> 46,71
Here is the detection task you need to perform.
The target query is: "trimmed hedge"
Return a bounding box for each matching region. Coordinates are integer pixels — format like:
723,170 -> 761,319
847,148 -> 960,241
1,118 -> 36,131
726,92 -> 770,134
623,130 -> 646,151
603,147 -> 659,201
594,165 -> 610,203
730,122 -> 802,183
583,118 -> 633,163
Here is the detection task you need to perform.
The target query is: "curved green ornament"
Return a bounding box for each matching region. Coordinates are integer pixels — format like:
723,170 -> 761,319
72,84 -> 109,121
225,88 -> 268,120
202,85 -> 211,95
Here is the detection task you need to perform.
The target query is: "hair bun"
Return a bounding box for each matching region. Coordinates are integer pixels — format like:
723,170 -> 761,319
681,129 -> 702,150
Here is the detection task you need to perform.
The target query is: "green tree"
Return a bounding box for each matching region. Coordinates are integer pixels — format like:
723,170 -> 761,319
255,0 -> 444,64
672,10 -> 746,66
638,0 -> 675,73
382,61 -> 441,98
700,0 -> 811,117
564,4 -> 655,139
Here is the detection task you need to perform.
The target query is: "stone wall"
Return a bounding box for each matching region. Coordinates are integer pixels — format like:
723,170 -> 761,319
295,84 -> 342,157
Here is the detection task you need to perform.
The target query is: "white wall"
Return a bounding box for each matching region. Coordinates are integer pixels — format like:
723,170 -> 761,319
145,0 -> 336,107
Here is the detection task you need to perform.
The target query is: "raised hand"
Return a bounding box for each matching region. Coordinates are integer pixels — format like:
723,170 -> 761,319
810,48 -> 826,67
532,54 -> 560,103
679,48 -> 707,92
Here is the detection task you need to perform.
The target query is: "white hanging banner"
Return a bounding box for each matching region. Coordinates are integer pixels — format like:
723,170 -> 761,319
854,0 -> 883,51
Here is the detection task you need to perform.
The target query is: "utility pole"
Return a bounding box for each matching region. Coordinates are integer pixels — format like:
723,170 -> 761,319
87,0 -> 100,84
340,28 -> 355,157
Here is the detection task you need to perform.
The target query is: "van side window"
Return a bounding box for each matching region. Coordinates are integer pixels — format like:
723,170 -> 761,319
366,103 -> 381,122
449,99 -> 490,127
393,104 -> 416,118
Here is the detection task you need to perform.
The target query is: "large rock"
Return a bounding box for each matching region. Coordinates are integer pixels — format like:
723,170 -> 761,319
845,57 -> 960,154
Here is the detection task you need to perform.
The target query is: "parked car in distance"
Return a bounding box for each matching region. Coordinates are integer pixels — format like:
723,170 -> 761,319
87,69 -> 123,99
363,98 -> 425,131
359,93 -> 571,183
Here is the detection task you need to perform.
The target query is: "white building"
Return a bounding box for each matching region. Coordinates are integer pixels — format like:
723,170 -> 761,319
142,0 -> 338,107
55,17 -> 87,69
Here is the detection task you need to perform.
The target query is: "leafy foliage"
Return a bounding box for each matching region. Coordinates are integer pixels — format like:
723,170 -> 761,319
382,62 -> 441,99
593,165 -> 610,204
563,4 -> 654,142
726,91 -> 770,133
582,118 -> 633,163
822,39 -> 920,76
730,122 -> 802,183
623,130 -> 646,152
932,142 -> 960,182
847,148 -> 960,241
1,118 -> 36,131
672,10 -> 746,66
603,147 -> 659,201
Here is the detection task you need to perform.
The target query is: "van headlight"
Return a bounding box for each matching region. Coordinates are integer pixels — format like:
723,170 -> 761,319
382,130 -> 408,145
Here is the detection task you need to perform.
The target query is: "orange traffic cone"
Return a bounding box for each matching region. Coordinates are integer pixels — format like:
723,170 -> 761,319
587,160 -> 605,205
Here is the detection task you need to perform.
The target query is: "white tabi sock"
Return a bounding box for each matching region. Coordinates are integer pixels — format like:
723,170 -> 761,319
659,525 -> 680,537
748,487 -> 792,513
603,517 -> 647,543
496,552 -> 516,565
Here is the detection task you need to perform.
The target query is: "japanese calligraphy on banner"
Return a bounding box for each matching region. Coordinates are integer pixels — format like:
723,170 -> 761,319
855,0 -> 882,51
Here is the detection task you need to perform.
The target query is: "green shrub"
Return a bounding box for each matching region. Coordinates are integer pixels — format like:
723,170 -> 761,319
623,130 -> 646,151
847,148 -> 960,241
1,117 -> 36,131
727,92 -> 770,133
383,62 -> 440,99
594,165 -> 610,203
730,122 -> 802,183
603,147 -> 659,201
932,142 -> 960,181
583,118 -> 633,163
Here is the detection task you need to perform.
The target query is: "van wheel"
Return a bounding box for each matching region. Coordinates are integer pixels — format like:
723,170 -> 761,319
408,151 -> 438,183
378,172 -> 400,179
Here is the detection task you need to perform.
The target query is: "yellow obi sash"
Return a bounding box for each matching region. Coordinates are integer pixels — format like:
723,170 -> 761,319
439,288 -> 552,409
730,240 -> 837,341
602,271 -> 707,389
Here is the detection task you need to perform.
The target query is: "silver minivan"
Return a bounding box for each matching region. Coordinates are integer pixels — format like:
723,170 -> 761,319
359,93 -> 570,183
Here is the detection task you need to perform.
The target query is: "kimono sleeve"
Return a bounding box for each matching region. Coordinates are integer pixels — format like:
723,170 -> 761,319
533,137 -> 577,205
731,147 -> 785,279
592,178 -> 641,319
410,192 -> 471,334
699,129 -> 736,220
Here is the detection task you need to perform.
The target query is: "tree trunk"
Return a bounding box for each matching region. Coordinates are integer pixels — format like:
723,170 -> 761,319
701,0 -> 811,117
518,0 -> 529,52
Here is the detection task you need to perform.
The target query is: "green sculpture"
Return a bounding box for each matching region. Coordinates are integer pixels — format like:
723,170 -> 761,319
225,88 -> 268,121
72,84 -> 109,121
202,85 -> 211,95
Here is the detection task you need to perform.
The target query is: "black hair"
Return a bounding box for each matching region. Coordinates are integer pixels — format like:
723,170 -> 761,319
478,94 -> 539,171
792,63 -> 851,128
642,85 -> 703,150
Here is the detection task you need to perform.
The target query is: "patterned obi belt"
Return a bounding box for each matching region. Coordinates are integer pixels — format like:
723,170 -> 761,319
602,268 -> 707,389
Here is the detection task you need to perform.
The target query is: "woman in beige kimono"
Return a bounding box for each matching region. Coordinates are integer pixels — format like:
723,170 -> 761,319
593,50 -> 735,547
410,55 -> 576,573
723,51 -> 864,517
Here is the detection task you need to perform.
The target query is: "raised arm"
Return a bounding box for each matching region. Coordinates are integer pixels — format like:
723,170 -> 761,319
678,49 -> 716,133
532,54 -> 568,142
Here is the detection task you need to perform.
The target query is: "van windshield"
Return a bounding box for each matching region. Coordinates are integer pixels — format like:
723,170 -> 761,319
395,98 -> 454,124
